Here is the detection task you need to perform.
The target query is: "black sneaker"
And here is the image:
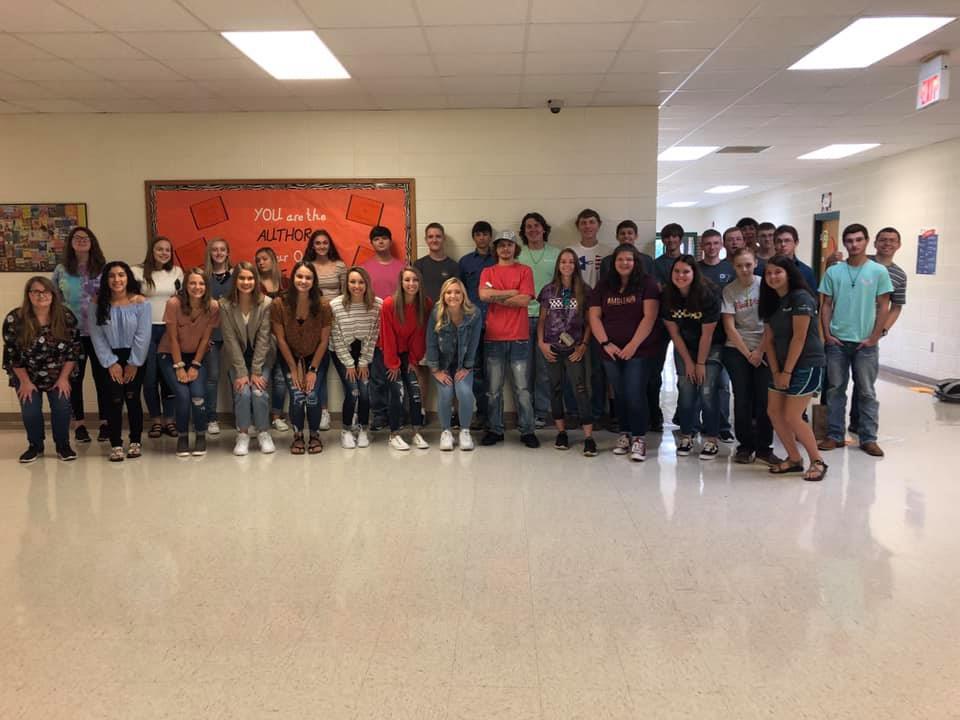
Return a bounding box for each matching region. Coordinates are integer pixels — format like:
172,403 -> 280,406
176,435 -> 190,457
97,423 -> 110,442
192,433 -> 207,456
19,445 -> 43,463
733,449 -> 755,464
699,440 -> 720,460
676,436 -> 693,456
754,449 -> 784,466
554,431 -> 569,450
480,431 -> 504,446
583,437 -> 598,457
74,425 -> 91,444
521,433 -> 541,448
719,430 -> 736,444
470,416 -> 487,431
56,445 -> 78,461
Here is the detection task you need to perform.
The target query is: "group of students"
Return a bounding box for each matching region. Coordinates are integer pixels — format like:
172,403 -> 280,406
3,211 -> 904,482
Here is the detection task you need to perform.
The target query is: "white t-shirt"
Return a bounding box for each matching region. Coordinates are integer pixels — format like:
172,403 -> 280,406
721,275 -> 764,351
133,265 -> 184,324
569,241 -> 611,289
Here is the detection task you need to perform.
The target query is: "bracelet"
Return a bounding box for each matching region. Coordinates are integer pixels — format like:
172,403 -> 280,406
600,340 -> 612,347
173,361 -> 185,369
190,361 -> 202,369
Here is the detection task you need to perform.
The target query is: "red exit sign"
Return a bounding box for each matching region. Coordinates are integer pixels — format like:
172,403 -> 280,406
917,54 -> 950,110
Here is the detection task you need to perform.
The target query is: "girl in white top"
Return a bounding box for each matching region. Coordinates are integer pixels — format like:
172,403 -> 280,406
133,235 -> 183,439
304,229 -> 347,298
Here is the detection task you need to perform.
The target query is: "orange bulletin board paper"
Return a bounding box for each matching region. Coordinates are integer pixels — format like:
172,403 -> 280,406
145,179 -> 416,275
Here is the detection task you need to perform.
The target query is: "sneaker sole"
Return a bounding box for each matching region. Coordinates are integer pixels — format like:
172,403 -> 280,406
612,448 -> 628,455
699,454 -> 717,461
630,454 -> 646,462
554,445 -> 569,451
58,454 -> 78,461
191,451 -> 207,456
676,449 -> 691,456
19,456 -> 40,464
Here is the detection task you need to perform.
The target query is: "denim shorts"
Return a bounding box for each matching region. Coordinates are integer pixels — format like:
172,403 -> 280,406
769,366 -> 823,396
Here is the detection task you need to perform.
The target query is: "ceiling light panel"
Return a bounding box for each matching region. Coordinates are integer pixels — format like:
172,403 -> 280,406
658,146 -> 719,161
221,31 -> 349,80
798,143 -> 880,159
705,185 -> 749,194
667,201 -> 698,207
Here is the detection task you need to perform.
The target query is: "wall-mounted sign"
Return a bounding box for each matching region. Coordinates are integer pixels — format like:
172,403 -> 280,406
0,203 -> 88,272
820,192 -> 833,211
917,54 -> 950,110
916,230 -> 938,275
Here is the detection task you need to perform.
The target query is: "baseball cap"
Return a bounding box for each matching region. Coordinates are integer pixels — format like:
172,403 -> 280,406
493,230 -> 518,245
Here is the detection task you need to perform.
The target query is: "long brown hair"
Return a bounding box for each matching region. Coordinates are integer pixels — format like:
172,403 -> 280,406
63,226 -> 106,277
18,276 -> 70,348
547,248 -> 587,314
140,236 -> 176,289
284,261 -> 323,316
254,247 -> 282,292
225,261 -> 263,306
392,266 -> 428,328
178,267 -> 213,314
342,266 -> 375,311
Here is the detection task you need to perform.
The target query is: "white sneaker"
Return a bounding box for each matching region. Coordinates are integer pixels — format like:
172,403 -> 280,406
272,417 -> 289,432
257,431 -> 275,454
613,433 -> 630,455
319,409 -> 331,430
389,434 -> 410,451
630,437 -> 646,462
207,420 -> 220,436
233,432 -> 249,456
341,430 -> 357,449
412,432 -> 429,449
356,428 -> 370,447
459,429 -> 474,451
440,429 -> 454,451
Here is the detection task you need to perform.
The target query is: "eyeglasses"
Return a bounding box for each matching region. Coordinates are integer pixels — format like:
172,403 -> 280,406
29,289 -> 53,297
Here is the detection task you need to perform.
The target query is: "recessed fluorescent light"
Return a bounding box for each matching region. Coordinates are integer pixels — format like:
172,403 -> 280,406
658,146 -> 720,161
667,201 -> 699,208
221,31 -> 349,80
790,17 -> 955,70
798,143 -> 880,160
705,185 -> 748,194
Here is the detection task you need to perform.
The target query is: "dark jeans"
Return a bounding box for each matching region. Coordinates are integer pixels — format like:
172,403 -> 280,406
369,348 -> 388,424
158,352 -> 208,434
203,340 -> 222,423
472,329 -> 489,424
336,341 -> 370,429
647,340 -> 668,428
587,339 -> 606,419
143,324 -> 174,419
722,347 -> 774,453
603,355 -> 650,437
825,342 -> 879,444
70,336 -> 107,423
270,362 -> 287,417
386,352 -> 425,432
92,348 -> 145,446
545,350 -> 594,425
526,316 -> 551,419
15,379 -> 71,449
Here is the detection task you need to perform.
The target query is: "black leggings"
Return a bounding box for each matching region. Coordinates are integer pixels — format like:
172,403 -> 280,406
70,336 -> 108,423
92,348 -> 146,446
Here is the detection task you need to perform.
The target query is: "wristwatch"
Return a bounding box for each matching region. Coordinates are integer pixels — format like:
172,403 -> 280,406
307,365 -> 318,374
881,329 -> 888,337
600,340 -> 612,347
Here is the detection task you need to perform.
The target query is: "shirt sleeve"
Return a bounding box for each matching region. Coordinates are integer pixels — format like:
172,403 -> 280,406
587,286 -> 602,310
818,267 -> 835,296
791,290 -> 817,317
88,303 -> 118,368
892,270 -> 907,306
479,266 -> 493,290
875,263 -> 894,296
721,285 -> 735,315
129,302 -> 153,367
358,301 -> 381,367
425,307 -> 440,370
518,265 -> 535,297
329,301 -> 352,367
380,298 -> 400,369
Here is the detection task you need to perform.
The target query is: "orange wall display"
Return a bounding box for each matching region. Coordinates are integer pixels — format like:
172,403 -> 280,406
145,179 -> 416,273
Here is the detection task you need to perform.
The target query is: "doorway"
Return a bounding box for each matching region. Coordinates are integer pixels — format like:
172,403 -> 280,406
812,211 -> 840,282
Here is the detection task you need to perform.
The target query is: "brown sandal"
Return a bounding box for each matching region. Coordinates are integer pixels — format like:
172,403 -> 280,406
148,422 -> 163,439
308,433 -> 323,454
163,422 -> 179,438
290,433 -> 305,455
803,459 -> 828,482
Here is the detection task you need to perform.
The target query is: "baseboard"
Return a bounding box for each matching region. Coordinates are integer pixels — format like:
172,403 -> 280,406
879,364 -> 937,388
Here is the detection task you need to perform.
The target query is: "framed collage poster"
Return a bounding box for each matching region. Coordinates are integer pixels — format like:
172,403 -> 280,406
0,203 -> 88,272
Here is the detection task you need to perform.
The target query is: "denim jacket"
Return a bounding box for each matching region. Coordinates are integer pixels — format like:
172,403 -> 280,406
425,305 -> 482,371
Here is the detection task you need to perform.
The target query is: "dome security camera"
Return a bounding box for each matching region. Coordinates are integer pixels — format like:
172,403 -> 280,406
547,99 -> 565,114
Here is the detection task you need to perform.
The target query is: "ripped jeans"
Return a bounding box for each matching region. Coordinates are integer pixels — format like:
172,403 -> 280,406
281,357 -> 322,434
92,347 -> 145,447
485,339 -> 533,435
158,352 -> 208,435
229,350 -> 271,432
335,340 -> 370,429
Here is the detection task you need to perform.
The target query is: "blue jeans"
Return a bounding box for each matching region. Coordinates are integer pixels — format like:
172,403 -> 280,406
158,353 -> 208,434
387,352 -> 425,432
281,358 -> 322,433
603,356 -> 650,437
434,369 -> 475,431
472,331 -> 489,424
143,324 -> 174,418
15,379 -> 71,449
526,317 -> 551,419
486,339 -> 534,435
369,348 -> 388,424
203,340 -> 222,423
588,339 -> 606,419
229,354 -> 271,432
675,347 -> 723,437
270,363 -> 287,417
336,341 -> 370,429
825,342 -> 879,444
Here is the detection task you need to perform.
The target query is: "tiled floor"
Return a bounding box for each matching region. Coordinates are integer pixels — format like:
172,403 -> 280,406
1,377 -> 959,719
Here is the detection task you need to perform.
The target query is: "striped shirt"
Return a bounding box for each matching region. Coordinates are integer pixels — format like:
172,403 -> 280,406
329,296 -> 382,368
870,256 -> 907,306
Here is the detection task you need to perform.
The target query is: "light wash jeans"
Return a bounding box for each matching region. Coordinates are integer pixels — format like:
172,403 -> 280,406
675,346 -> 723,438
229,364 -> 271,432
434,369 -> 475,431
486,340 -> 534,435
825,341 -> 879,444
526,316 -> 551,420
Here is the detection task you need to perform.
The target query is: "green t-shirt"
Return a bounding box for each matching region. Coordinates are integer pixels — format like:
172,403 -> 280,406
518,244 -> 560,317
818,259 -> 893,342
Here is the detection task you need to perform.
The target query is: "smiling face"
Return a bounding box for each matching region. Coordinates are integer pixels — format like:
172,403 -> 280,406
424,227 -> 444,254
443,282 -> 464,309
671,260 -> 694,291
557,251 -> 577,280
153,239 -> 172,266
701,235 -> 722,262
764,263 -> 788,293
235,268 -> 256,295
401,270 -> 420,298
774,231 -> 797,258
347,270 -> 366,298
209,240 -> 229,267
577,216 -> 600,242
312,233 -> 330,258
875,230 -> 901,259
186,272 -> 206,301
293,266 -> 314,293
71,230 -> 91,256
108,266 -> 129,295
741,225 -> 757,246
617,226 -> 637,245
28,281 -> 53,312
523,217 -> 544,245
614,249 -> 635,279
495,240 -> 516,261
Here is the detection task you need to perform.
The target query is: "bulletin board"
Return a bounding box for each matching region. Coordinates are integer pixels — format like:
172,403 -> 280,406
0,203 -> 88,272
145,179 -> 416,273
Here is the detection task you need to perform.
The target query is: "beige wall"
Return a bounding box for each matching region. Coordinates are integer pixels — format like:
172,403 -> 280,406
697,138 -> 960,380
0,107 -> 658,413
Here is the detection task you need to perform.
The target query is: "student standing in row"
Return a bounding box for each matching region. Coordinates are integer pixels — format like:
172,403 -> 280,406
458,220 -> 496,430
773,225 -> 817,289
414,223 -> 459,303
756,222 -> 777,263
255,246 -> 291,432
4,277 -> 81,462
203,238 -> 233,436
697,229 -> 735,443
304,229 -> 345,431
651,222 -> 685,433
361,225 -> 402,431
52,226 -> 106,444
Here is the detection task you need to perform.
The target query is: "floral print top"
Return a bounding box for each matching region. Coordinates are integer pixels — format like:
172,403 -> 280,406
2,308 -> 82,390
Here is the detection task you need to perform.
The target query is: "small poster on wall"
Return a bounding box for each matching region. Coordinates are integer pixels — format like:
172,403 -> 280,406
0,203 -> 88,272
916,230 -> 938,275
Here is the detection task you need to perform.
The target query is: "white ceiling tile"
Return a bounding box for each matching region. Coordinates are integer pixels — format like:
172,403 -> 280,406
318,28 -> 427,56
439,75 -> 522,93
163,57 -> 266,80
357,76 -> 444,94
73,58 -> 184,81
599,73 -> 670,92
610,50 -> 707,73
297,0 -> 419,28
624,20 -> 738,50
166,97 -> 239,112
373,93 -> 448,109
1,59 -> 101,82
676,69 -> 776,92
58,0 -> 205,31
527,23 -> 631,52
14,98 -> 96,112
200,78 -> 292,97
0,34 -> 56,59
594,89 -> 661,105
118,32 -> 240,59
82,97 -> 170,112
660,89 -> 742,107
37,78 -> 132,98
424,25 -> 525,54
447,93 -> 521,108
122,80 -> 215,99
520,91 -> 595,107
639,0 -> 756,20
16,32 -> 147,59
434,53 -> 522,75
415,0 -> 527,26
521,74 -> 604,93
0,73 -> 51,99
531,0 -> 645,23
0,99 -> 29,112
229,96 -> 310,111
525,51 -> 616,74
285,79 -> 368,97
301,94 -> 376,110
0,2 -> 97,32
177,0 -> 313,31
725,16 -> 853,49
705,45 -> 812,71
753,0 -> 870,17
341,54 -> 436,78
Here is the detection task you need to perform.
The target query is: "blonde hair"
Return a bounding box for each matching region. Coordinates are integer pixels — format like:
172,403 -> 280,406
204,237 -> 232,277
433,277 -> 476,333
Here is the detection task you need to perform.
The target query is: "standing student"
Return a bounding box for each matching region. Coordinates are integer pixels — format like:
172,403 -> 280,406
3,277 -> 81,462
756,222 -> 777,262
598,219 -> 655,284
426,278 -> 482,451
202,238 -> 233,436
380,266 -> 432,451
271,261 -> 332,454
458,220 -> 497,430
255,246 -> 290,432
723,226 -> 746,258
220,262 -> 277,456
51,225 -> 107,444
818,224 -> 892,457
89,261 -> 152,462
697,229 -> 735,443
538,248 -> 597,455
414,223 -> 459,303
773,225 -> 817,289
760,255 -> 827,481
737,217 -> 758,251
721,247 -> 781,465
479,230 -> 538,448
329,267 -> 382,449
518,211 -> 559,428
649,222 -> 685,433
134,236 -> 182,440
588,245 -> 661,461
157,268 -> 220,457
661,256 -> 724,460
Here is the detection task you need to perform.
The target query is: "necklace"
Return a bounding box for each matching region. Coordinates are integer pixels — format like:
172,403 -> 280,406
527,246 -> 549,265
845,262 -> 865,287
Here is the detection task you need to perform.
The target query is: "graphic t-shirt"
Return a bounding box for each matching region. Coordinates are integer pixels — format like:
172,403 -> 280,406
414,255 -> 460,303
588,275 -> 662,355
480,263 -> 535,342
537,284 -> 587,350
698,259 -> 735,288
361,257 -> 405,301
661,286 -> 722,355
721,276 -> 763,351
569,242 -> 612,289
768,289 -> 825,369
818,260 -> 894,342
